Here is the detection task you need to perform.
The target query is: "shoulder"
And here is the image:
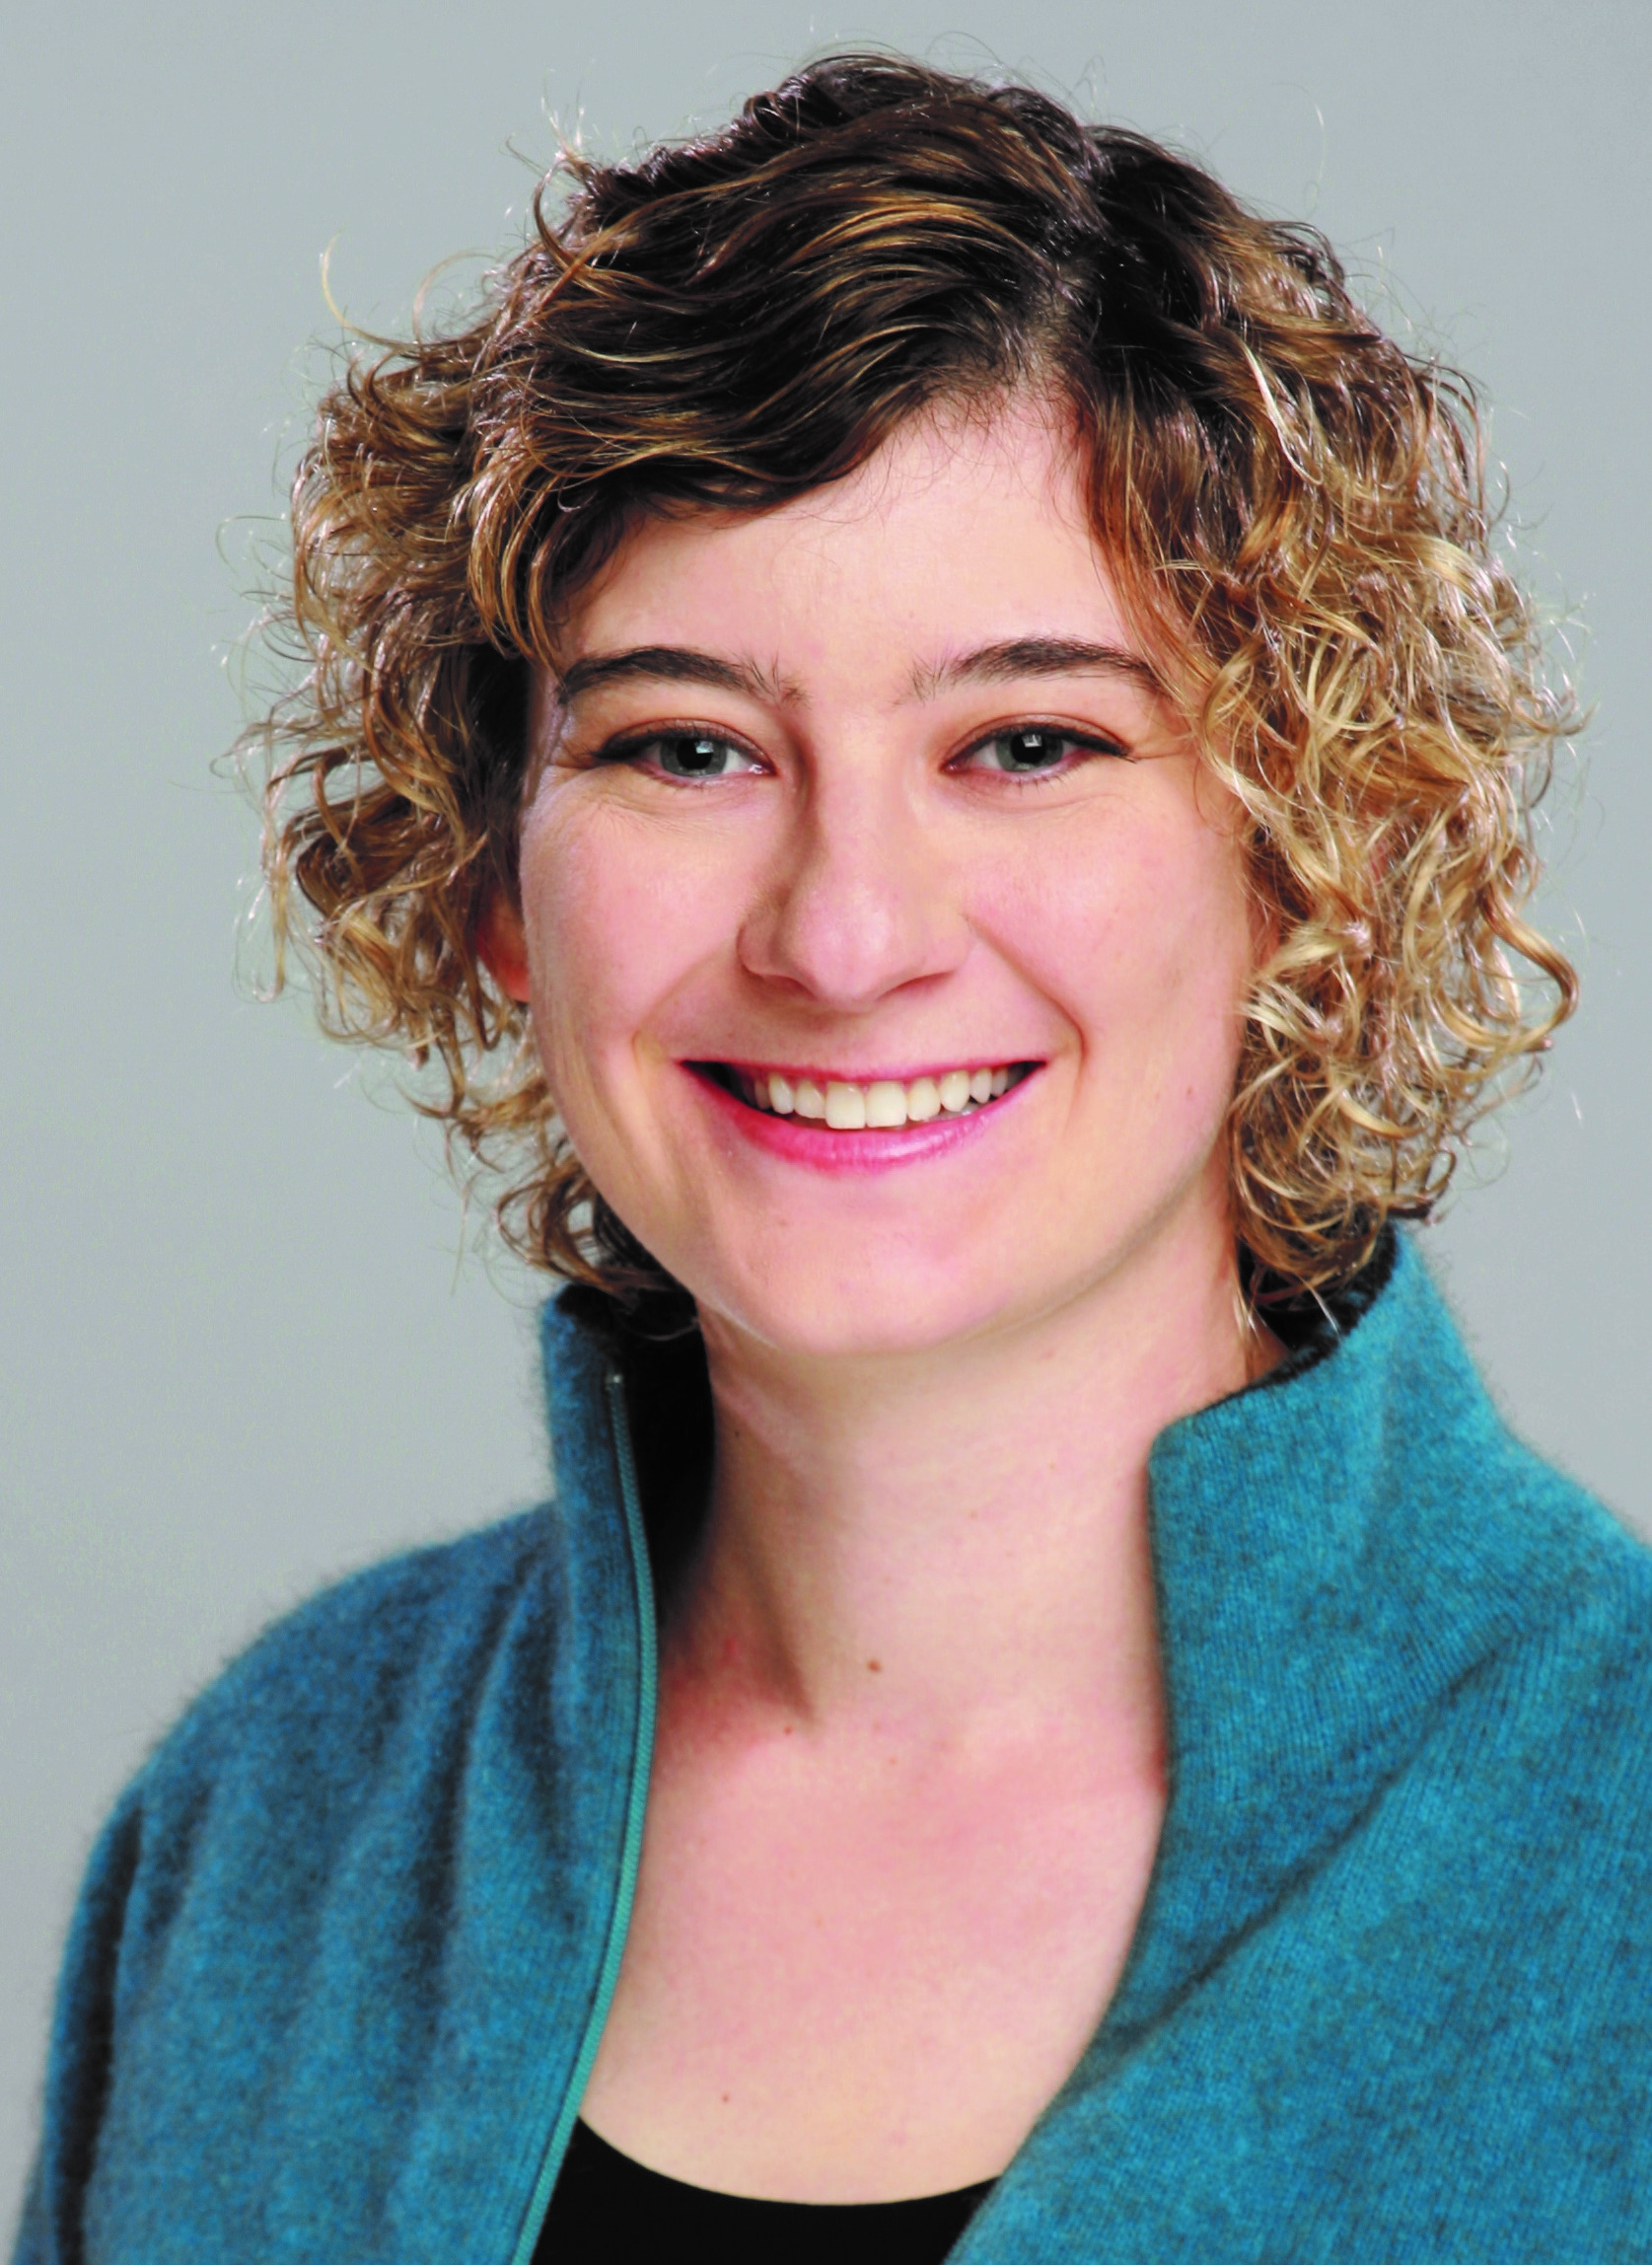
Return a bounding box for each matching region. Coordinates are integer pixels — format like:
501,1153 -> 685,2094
114,1508 -> 570,1927
1482,1438 -> 1652,1816
164,1507 -> 558,1767
1377,1278 -> 1652,1891
21,1508 -> 583,2243
1286,1228 -> 1648,1649
1400,1252 -> 1652,1782
1401,1264 -> 1652,1719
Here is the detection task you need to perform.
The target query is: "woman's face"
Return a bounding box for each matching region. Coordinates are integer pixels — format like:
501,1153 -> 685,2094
513,401 -> 1256,1358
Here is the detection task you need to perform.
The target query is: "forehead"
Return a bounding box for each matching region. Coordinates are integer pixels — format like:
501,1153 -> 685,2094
553,402 -> 1148,703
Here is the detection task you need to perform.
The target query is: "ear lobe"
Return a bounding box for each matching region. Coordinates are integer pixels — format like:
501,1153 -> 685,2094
477,892 -> 532,1002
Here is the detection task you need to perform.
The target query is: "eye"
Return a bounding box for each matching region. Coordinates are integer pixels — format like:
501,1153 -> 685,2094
954,727 -> 1122,778
644,732 -> 763,780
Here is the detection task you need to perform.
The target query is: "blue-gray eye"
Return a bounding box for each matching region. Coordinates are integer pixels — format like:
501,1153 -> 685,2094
969,729 -> 1077,774
652,734 -> 759,778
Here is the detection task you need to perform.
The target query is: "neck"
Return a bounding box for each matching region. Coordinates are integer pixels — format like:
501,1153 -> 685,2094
669,1211 -> 1262,1767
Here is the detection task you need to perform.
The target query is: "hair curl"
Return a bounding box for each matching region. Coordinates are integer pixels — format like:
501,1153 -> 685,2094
259,51 -> 1577,1304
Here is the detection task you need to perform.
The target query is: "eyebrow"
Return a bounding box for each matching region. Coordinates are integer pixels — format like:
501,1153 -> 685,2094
552,634 -> 1163,710
554,646 -> 795,705
910,637 -> 1163,699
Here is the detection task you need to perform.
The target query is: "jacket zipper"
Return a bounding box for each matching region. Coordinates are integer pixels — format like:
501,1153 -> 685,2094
507,1366 -> 660,2265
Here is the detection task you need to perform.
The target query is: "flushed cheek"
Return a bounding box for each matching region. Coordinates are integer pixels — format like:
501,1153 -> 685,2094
984,815 -> 1249,1146
519,801 -> 733,1136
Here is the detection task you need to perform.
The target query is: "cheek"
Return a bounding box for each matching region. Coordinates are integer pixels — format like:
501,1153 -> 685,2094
982,799 -> 1252,1101
517,799 -> 740,1099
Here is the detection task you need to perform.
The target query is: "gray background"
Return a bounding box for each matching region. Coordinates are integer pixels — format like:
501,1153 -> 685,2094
3,0 -> 1646,2223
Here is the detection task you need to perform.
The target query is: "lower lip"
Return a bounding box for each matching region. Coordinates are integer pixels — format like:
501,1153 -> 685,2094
686,1066 -> 1036,1175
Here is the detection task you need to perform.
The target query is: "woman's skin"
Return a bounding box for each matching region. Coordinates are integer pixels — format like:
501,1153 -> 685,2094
484,397 -> 1270,2202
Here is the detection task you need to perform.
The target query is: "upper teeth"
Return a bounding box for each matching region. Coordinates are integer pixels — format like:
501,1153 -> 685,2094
737,1063 -> 1019,1128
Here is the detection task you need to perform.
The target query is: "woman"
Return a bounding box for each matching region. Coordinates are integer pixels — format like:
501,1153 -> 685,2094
16,51 -> 1650,2265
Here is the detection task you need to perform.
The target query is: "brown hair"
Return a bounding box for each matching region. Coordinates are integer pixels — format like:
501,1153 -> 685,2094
259,51 -> 1577,1302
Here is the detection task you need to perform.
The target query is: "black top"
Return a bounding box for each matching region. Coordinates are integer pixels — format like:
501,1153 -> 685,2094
537,2118 -> 995,2262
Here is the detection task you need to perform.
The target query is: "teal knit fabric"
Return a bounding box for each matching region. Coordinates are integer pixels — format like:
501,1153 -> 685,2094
13,1235 -> 1652,2261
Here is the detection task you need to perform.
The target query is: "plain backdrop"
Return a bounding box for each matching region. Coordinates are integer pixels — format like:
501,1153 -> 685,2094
3,0 -> 1647,2223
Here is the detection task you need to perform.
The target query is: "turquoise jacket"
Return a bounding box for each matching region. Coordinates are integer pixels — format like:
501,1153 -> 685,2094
14,1233 -> 1652,2261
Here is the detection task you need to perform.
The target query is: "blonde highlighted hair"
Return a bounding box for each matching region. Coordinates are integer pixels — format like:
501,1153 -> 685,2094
260,52 -> 1576,1303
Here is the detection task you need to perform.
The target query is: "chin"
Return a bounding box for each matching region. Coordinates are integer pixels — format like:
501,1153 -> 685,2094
684,1240 -> 1046,1364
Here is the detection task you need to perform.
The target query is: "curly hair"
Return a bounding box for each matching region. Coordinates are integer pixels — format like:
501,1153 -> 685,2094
259,50 -> 1577,1304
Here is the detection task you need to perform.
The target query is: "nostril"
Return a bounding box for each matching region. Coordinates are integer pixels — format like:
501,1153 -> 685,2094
734,814 -> 970,1004
739,879 -> 970,1010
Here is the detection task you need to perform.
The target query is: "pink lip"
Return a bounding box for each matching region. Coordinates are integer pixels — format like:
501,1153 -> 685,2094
683,1062 -> 1037,1175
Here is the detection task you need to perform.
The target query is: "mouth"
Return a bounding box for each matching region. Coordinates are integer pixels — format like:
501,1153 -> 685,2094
691,1059 -> 1038,1131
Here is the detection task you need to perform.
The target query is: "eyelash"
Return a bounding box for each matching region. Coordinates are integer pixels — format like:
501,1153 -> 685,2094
955,725 -> 1130,783
585,728 -> 765,782
581,721 -> 1131,784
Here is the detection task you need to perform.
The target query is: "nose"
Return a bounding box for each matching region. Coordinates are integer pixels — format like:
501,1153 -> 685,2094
737,753 -> 970,1011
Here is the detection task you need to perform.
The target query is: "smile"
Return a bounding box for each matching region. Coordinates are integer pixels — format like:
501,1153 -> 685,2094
701,1061 -> 1035,1130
